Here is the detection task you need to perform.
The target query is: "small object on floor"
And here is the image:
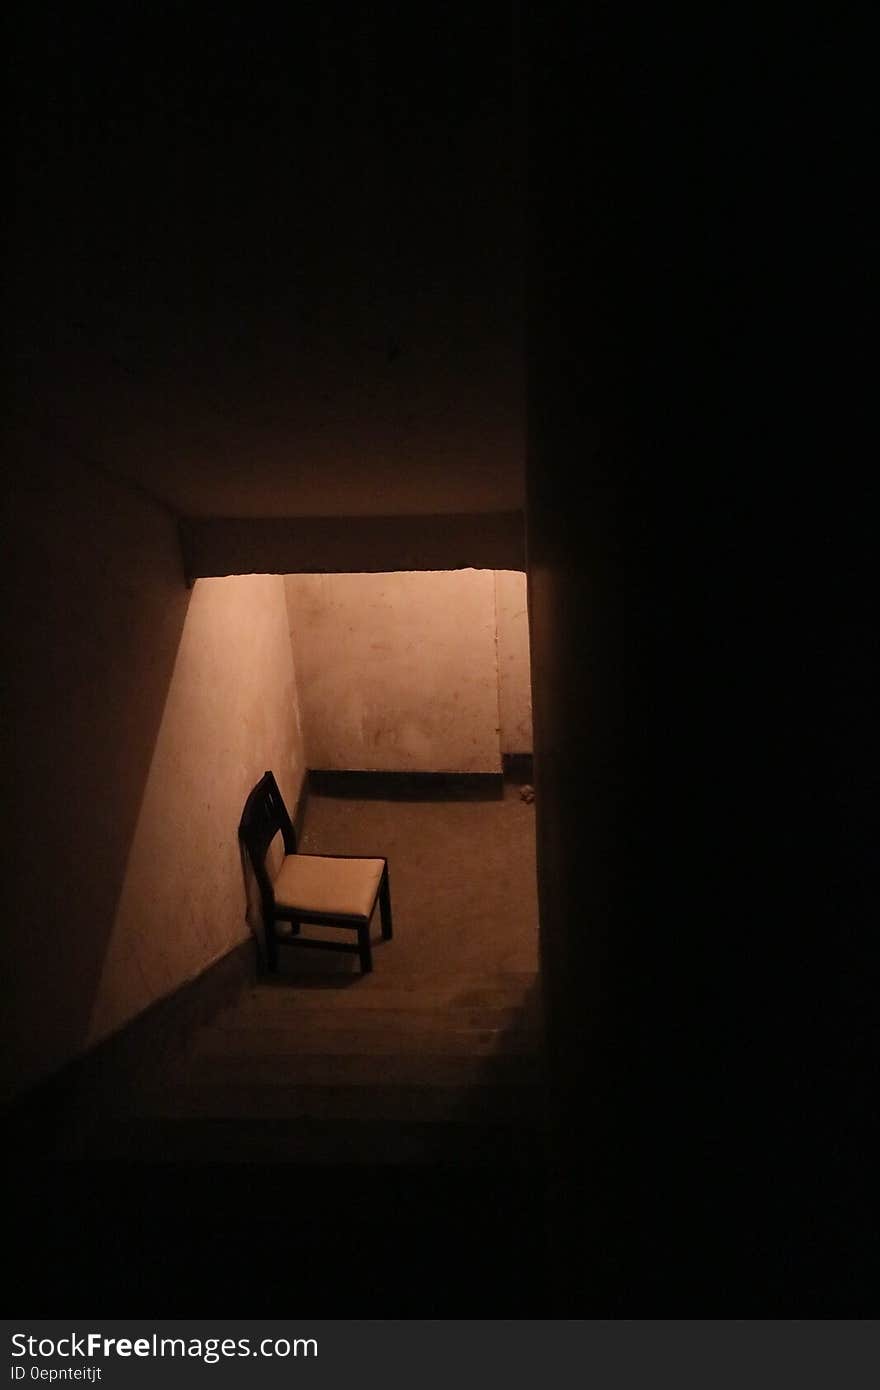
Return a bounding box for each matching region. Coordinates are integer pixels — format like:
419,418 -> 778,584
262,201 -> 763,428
520,784 -> 535,803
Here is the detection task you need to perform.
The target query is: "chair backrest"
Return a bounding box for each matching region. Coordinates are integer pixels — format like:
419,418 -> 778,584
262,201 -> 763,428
238,771 -> 297,905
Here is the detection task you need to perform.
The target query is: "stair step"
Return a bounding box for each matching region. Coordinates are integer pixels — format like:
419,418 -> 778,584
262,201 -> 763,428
219,1004 -> 538,1037
264,970 -> 540,990
194,1024 -> 541,1058
70,1116 -> 546,1166
137,1081 -> 544,1124
181,1052 -> 544,1088
233,983 -> 542,1013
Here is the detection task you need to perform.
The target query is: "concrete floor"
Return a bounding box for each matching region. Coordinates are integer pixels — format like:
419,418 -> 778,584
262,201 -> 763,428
141,780 -> 546,1165
12,783 -> 549,1314
295,780 -> 540,978
155,780 -> 547,1165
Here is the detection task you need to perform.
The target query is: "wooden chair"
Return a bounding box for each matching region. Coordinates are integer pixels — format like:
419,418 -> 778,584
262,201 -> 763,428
239,770 -> 392,974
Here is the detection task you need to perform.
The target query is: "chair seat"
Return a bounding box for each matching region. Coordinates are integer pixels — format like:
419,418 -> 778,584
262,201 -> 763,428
272,854 -> 385,920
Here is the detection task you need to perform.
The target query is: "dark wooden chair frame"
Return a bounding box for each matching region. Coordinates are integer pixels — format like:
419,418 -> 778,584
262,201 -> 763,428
239,770 -> 392,975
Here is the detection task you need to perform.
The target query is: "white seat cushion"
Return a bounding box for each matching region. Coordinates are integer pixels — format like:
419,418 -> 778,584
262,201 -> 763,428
272,854 -> 384,920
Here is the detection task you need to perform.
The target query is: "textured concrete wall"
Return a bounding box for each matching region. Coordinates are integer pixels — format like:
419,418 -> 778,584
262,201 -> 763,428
495,570 -> 533,754
1,427 -> 305,1101
85,572 -> 305,1049
285,571 -> 505,773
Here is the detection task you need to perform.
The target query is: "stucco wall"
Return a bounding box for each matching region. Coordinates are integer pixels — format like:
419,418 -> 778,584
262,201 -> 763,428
495,570 -> 533,755
285,571 -> 506,773
285,569 -> 532,772
1,427 -> 305,1101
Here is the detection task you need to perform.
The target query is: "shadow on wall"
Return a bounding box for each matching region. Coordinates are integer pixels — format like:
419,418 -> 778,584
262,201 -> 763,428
0,427 -> 304,1105
0,429 -> 192,1104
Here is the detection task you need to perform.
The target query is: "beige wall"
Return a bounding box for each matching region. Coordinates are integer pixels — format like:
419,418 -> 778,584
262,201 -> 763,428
1,427 -> 305,1101
285,569 -> 532,773
495,570 -> 534,755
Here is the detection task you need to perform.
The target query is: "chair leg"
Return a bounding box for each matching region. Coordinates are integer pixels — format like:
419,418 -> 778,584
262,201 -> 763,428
358,923 -> 373,974
379,865 -> 393,941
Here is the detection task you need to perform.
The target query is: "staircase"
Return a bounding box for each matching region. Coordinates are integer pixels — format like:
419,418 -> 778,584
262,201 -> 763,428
15,966 -> 547,1314
115,969 -> 545,1166
12,777 -> 546,1312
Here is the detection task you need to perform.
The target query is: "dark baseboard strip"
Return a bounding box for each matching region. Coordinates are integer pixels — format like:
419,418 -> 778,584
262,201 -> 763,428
6,938 -> 257,1146
502,753 -> 534,784
308,769 -> 504,801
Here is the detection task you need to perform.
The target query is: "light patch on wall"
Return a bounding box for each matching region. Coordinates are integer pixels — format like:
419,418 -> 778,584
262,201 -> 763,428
495,570 -> 533,755
285,569 -> 532,775
86,574 -> 306,1049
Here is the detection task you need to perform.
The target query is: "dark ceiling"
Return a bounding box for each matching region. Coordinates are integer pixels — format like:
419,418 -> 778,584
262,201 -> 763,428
8,4 -> 524,517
